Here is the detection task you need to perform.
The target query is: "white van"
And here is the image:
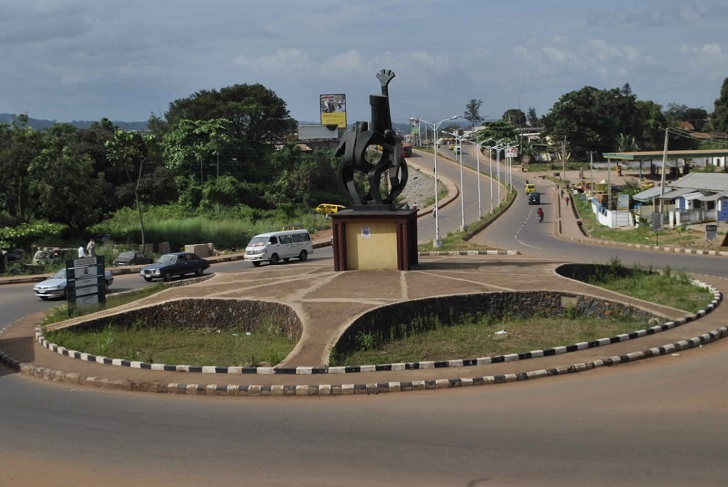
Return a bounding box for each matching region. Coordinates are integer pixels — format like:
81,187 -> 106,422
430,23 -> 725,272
244,229 -> 313,266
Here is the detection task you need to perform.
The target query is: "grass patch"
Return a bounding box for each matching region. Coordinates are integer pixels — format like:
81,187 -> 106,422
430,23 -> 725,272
45,319 -> 297,367
39,283 -> 169,326
573,189 -> 724,249
330,258 -> 714,366
329,313 -> 647,366
587,258 -> 714,313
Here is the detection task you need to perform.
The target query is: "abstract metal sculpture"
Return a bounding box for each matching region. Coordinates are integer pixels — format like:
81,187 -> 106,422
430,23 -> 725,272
335,69 -> 408,209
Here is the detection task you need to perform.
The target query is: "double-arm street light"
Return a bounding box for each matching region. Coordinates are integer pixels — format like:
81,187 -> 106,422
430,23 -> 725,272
443,130 -> 469,231
421,116 -> 458,248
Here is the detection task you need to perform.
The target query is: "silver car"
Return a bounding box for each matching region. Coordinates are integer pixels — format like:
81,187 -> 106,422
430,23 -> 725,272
32,268 -> 114,300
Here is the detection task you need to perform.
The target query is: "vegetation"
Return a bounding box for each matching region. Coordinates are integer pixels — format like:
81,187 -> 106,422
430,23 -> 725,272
587,257 -> 714,312
4,75 -> 728,270
329,313 -> 647,367
45,320 -> 296,367
329,259 -> 714,366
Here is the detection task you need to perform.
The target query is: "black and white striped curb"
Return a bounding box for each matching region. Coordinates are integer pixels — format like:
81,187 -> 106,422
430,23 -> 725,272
3,323 -> 727,397
418,249 -> 520,256
29,282 -> 721,376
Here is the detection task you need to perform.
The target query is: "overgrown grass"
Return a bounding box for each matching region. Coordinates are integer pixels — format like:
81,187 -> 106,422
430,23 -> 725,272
587,258 -> 714,312
330,258 -> 714,366
329,313 -> 646,366
46,321 -> 296,367
91,204 -> 333,252
39,283 -> 170,326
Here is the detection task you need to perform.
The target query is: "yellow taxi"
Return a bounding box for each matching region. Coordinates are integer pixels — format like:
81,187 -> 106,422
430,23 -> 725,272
315,203 -> 346,215
525,183 -> 537,194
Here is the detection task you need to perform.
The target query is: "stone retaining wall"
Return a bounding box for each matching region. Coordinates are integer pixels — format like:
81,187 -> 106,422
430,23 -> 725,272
51,298 -> 302,340
333,291 -> 658,355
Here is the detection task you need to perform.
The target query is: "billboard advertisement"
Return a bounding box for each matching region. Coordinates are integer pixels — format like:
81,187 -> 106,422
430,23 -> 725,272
320,94 -> 347,129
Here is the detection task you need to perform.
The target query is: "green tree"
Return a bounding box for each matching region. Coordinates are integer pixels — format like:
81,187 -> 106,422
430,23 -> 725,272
664,104 -> 709,132
463,99 -> 484,127
106,130 -> 158,247
540,84 -> 639,158
711,77 -> 728,132
502,109 -> 526,127
162,118 -> 233,186
635,100 -> 667,151
0,115 -> 46,223
473,120 -> 517,145
526,107 -> 539,127
28,138 -> 110,234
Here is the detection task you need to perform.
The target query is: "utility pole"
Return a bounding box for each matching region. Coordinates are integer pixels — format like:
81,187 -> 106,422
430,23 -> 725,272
561,138 -> 566,183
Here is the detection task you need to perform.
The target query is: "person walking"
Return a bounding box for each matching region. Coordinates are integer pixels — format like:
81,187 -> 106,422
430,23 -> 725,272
86,238 -> 96,257
537,207 -> 544,222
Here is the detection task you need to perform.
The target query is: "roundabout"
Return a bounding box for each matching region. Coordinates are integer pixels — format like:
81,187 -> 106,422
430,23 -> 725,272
2,256 -> 726,396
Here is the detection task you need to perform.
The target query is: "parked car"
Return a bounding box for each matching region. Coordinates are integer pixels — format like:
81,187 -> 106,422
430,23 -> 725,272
140,252 -> 210,281
113,251 -> 153,266
32,268 -> 114,300
315,203 -> 346,215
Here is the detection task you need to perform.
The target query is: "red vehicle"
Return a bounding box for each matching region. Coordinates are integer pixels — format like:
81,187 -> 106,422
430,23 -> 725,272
401,144 -> 412,157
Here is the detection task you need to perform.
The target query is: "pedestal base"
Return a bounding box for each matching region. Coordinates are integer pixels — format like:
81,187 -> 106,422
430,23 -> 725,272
331,209 -> 418,271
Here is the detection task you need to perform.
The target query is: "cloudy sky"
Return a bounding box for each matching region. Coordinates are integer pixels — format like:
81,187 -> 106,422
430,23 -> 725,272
1,0 -> 726,126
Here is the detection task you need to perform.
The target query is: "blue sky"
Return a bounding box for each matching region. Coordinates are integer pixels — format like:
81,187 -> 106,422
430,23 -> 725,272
1,0 -> 726,125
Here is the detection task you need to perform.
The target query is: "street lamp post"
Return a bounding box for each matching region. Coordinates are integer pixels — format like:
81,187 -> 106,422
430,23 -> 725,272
421,116 -> 458,248
486,145 -> 495,213
469,137 -> 486,219
444,130 -> 468,231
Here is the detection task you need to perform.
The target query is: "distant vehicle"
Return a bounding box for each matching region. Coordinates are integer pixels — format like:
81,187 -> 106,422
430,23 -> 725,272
140,252 -> 210,282
454,145 -> 461,154
402,144 -> 413,157
244,229 -> 313,266
315,203 -> 346,215
32,249 -> 73,267
525,183 -> 537,194
448,143 -> 455,150
112,251 -> 153,267
528,192 -> 541,205
33,268 -> 114,300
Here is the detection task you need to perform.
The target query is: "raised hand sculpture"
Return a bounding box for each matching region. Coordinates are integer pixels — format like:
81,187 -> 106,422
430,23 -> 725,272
335,69 -> 408,208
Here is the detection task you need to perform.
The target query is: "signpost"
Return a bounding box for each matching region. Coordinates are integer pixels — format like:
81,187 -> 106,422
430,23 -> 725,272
66,256 -> 106,316
651,212 -> 664,245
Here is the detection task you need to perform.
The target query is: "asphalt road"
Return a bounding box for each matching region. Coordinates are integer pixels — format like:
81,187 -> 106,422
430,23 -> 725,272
2,155 -> 728,486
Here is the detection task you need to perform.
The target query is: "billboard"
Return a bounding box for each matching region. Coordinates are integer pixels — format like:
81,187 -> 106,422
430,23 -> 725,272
320,94 -> 347,129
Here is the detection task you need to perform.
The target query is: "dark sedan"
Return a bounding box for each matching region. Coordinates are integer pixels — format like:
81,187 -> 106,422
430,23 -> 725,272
113,251 -> 154,266
139,252 -> 210,281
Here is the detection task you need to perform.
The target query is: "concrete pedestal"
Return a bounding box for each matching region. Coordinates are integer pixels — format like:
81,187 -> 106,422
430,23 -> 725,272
331,209 -> 418,271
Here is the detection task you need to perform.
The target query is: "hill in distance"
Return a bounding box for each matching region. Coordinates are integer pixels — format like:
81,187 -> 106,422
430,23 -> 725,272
0,113 -> 147,132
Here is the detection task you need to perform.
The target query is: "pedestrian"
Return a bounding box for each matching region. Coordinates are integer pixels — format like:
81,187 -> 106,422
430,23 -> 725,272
78,245 -> 85,258
537,207 -> 544,222
86,238 -> 96,257
565,195 -> 570,206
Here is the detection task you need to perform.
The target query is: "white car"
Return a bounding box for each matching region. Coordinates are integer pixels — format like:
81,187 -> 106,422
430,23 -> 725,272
32,268 -> 114,300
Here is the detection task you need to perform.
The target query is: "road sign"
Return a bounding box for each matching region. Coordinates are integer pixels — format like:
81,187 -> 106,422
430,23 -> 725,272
65,256 -> 106,314
651,212 -> 663,232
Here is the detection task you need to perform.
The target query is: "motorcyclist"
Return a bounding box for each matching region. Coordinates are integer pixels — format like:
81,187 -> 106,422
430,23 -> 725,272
537,207 -> 544,222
